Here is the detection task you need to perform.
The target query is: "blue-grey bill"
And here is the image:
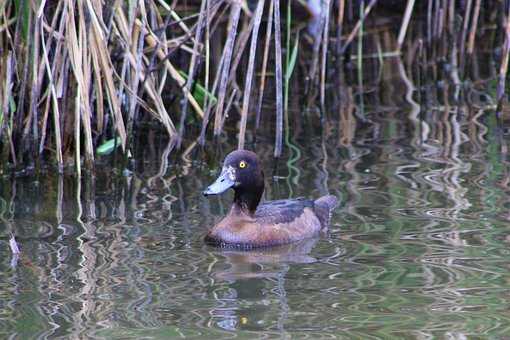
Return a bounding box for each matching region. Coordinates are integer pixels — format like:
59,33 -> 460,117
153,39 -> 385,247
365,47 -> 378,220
203,170 -> 235,196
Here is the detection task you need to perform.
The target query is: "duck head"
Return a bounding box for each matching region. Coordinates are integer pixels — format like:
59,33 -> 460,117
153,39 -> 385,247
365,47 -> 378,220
203,150 -> 264,213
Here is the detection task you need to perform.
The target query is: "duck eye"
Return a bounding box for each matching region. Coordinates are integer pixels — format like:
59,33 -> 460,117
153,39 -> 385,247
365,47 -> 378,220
239,160 -> 247,169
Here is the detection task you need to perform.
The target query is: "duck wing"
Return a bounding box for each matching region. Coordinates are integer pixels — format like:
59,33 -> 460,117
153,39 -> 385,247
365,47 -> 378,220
254,198 -> 315,225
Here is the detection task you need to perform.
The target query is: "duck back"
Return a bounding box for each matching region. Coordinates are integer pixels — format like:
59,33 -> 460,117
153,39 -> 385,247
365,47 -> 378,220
313,195 -> 338,227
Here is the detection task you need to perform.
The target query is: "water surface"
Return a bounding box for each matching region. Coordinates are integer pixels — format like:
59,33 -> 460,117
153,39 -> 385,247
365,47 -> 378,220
2,21 -> 510,339
2,113 -> 510,339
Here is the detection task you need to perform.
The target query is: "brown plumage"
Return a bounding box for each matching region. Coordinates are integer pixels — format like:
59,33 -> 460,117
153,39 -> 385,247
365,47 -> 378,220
203,150 -> 338,249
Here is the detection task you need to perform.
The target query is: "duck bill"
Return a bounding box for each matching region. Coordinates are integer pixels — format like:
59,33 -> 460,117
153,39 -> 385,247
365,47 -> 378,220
203,169 -> 235,196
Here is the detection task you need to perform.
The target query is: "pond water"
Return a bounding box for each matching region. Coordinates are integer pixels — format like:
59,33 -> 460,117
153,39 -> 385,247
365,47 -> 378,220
2,104 -> 510,338
2,22 -> 510,340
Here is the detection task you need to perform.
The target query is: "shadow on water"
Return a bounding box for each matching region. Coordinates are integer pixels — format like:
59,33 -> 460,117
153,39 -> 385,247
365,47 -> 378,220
2,12 -> 510,340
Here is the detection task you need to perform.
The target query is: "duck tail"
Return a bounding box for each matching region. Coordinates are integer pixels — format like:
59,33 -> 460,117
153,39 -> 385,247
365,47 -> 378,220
314,195 -> 338,228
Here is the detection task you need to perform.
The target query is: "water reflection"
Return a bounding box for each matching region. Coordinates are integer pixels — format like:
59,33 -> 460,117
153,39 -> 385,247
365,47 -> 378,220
208,238 -> 319,282
2,18 -> 510,340
2,120 -> 510,337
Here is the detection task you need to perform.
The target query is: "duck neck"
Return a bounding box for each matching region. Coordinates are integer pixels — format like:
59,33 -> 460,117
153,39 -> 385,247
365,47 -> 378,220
233,186 -> 264,215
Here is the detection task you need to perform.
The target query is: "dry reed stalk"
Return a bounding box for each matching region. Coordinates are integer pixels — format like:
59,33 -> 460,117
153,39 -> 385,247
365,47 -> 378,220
356,1 -> 364,117
497,9 -> 510,110
309,1 -> 326,94
228,21 -> 255,85
89,4 -> 127,152
203,0 -> 211,116
199,3 -> 233,144
68,0 -> 94,166
132,19 -> 204,120
80,4 -> 94,169
26,13 -> 41,159
13,0 -> 31,141
126,7 -> 145,144
397,0 -> 415,51
255,0 -> 274,131
118,16 -> 177,136
156,0 -> 198,46
0,18 -> 15,34
238,0 -> 264,150
448,0 -> 455,36
340,0 -> 377,54
467,0 -> 481,55
75,85 -> 81,176
1,53 -> 14,157
213,1 -> 242,136
151,4 -> 170,97
336,0 -> 345,54
320,0 -> 332,111
32,1 -> 64,158
432,0 -> 439,40
427,0 -> 432,43
178,0 -> 207,146
459,0 -> 472,60
438,2 -> 446,40
40,14 -> 63,172
222,88 -> 238,129
38,7 -> 66,157
273,0 -> 283,157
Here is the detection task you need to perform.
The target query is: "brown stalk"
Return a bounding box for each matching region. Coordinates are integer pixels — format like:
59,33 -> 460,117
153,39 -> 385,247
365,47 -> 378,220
40,11 -> 63,172
309,1 -> 327,93
33,1 -> 64,162
448,0 -> 455,36
254,0 -> 274,132
340,0 -> 377,54
120,17 -> 178,137
126,6 -> 145,144
497,9 -> 510,110
0,18 -> 15,34
134,18 -> 204,119
25,11 -> 41,162
1,53 -> 15,166
75,84 -> 81,176
273,0 -> 283,158
199,2 -> 229,144
13,0 -> 32,141
467,0 -> 481,55
38,7 -> 67,157
91,45 -> 104,135
336,0 -> 345,55
178,0 -> 207,145
213,1 -> 242,136
397,0 -> 415,51
68,0 -> 94,167
227,15 -> 255,85
222,88 -> 238,129
238,0 -> 264,150
203,0 -> 211,128
156,0 -> 198,46
427,0 -> 432,43
320,0 -> 332,111
459,0 -> 472,62
88,2 -> 127,152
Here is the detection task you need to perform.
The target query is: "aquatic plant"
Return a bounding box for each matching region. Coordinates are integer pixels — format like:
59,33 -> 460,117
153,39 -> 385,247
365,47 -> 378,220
0,0 -> 508,174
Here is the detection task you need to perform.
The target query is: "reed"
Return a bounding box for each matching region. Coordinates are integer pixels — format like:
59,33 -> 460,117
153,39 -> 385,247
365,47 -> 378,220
497,6 -> 510,115
273,0 -> 283,158
238,0 -> 264,150
0,0 -> 507,173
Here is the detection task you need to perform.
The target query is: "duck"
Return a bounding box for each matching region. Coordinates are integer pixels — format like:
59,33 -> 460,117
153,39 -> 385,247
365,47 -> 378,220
202,150 -> 338,249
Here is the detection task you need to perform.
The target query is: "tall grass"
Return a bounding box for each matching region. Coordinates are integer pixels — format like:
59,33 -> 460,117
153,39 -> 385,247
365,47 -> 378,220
0,0 -> 508,173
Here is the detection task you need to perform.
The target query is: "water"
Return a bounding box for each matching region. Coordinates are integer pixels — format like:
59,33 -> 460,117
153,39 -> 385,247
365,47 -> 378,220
2,20 -> 510,340
1,112 -> 510,338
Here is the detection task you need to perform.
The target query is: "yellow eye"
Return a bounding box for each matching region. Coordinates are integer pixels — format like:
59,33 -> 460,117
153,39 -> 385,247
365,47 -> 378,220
239,160 -> 247,168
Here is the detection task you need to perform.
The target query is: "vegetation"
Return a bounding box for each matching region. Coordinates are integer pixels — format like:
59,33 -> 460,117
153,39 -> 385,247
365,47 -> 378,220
0,0 -> 508,174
